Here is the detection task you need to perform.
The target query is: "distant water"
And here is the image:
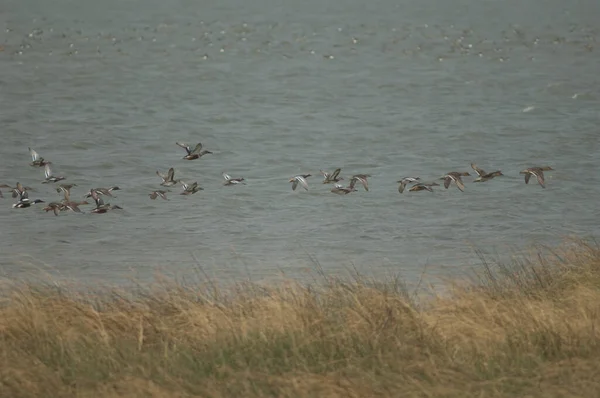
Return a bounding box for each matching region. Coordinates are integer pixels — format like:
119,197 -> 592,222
1,0 -> 599,286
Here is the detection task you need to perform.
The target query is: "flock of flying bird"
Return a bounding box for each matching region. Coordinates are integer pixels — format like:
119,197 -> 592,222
1,143 -> 554,215
289,164 -> 553,194
1,147 -> 124,214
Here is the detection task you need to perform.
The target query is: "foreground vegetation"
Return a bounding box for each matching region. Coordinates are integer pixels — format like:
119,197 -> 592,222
1,240 -> 600,397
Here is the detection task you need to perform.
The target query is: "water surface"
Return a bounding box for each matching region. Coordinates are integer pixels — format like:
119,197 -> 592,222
1,0 -> 599,285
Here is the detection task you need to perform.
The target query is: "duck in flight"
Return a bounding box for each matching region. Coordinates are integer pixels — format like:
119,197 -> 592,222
12,187 -> 43,208
43,202 -> 65,216
176,142 -> 213,160
471,163 -> 503,182
56,184 -> 77,196
349,174 -> 370,191
89,189 -> 122,213
440,171 -> 470,192
408,182 -> 439,192
289,174 -> 311,191
330,183 -> 357,195
149,190 -> 169,200
397,177 -> 420,193
222,173 -> 246,186
320,168 -> 343,184
0,182 -> 33,198
28,147 -> 52,167
83,186 -> 120,198
91,203 -> 122,214
12,198 -> 45,208
520,166 -> 553,188
42,164 -> 65,184
180,181 -> 202,195
61,190 -> 89,213
157,168 -> 179,187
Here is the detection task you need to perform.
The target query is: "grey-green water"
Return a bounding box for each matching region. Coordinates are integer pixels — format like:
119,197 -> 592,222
1,0 -> 599,284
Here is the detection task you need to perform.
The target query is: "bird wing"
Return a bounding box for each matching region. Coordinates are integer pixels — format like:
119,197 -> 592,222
190,143 -> 204,155
176,142 -> 192,155
535,170 -> 545,188
349,178 -> 356,190
29,147 -> 40,161
454,176 -> 465,192
91,190 -> 103,207
443,177 -> 451,189
470,163 -> 486,177
331,168 -> 341,180
352,176 -> 368,191
66,204 -> 82,213
399,181 -> 407,193
298,177 -> 309,190
44,164 -> 52,179
360,177 -> 369,191
524,173 -> 531,184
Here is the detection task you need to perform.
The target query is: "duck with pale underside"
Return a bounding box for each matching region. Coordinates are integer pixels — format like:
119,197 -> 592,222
320,168 -> 344,184
28,147 -> 52,167
222,173 -> 246,186
440,171 -> 470,192
149,190 -> 169,200
471,163 -> 503,182
12,198 -> 45,208
176,142 -> 213,160
83,186 -> 120,199
520,166 -> 553,188
157,168 -> 179,187
397,177 -> 420,193
180,181 -> 203,195
89,190 -> 122,214
330,183 -> 357,195
42,164 -> 65,183
349,174 -> 370,191
289,174 -> 311,191
12,188 -> 43,208
61,190 -> 89,213
91,204 -> 122,214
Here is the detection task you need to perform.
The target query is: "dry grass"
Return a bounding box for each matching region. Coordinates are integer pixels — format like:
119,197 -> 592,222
1,239 -> 600,397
